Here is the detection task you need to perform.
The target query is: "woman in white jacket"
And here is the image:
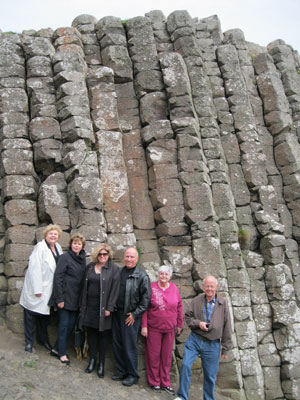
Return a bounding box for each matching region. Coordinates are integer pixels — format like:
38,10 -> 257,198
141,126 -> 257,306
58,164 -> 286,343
19,224 -> 63,353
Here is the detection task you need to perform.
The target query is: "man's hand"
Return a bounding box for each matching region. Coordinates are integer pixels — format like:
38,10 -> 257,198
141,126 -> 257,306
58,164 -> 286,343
105,310 -> 110,317
125,313 -> 135,326
141,327 -> 148,337
57,302 -> 64,309
221,354 -> 228,360
199,321 -> 209,331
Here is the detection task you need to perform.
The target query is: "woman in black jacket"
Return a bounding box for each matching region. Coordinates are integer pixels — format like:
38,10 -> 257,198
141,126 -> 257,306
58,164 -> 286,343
49,233 -> 86,365
80,244 -> 120,378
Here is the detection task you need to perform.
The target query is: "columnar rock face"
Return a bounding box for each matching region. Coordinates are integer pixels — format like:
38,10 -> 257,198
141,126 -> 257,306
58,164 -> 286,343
1,10 -> 300,399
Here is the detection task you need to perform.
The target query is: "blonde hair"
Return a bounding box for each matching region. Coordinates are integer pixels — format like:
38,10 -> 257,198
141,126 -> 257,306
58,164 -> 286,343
91,243 -> 113,262
43,224 -> 62,239
69,233 -> 85,249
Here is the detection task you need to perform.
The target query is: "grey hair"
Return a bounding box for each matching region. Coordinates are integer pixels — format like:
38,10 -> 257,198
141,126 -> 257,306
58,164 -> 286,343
203,275 -> 218,287
158,265 -> 173,278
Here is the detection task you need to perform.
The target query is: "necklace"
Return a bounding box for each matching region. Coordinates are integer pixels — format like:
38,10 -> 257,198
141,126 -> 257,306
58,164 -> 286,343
158,282 -> 169,291
94,264 -> 103,274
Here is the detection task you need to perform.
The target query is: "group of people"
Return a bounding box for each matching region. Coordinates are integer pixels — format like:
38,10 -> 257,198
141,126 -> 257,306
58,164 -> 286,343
19,223 -> 232,400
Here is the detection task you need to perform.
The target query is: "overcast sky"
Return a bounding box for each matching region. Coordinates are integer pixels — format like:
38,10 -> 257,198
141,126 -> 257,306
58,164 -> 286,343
1,0 -> 299,52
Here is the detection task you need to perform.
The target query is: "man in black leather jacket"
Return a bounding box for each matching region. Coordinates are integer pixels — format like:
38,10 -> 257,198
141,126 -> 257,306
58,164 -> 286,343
112,247 -> 151,387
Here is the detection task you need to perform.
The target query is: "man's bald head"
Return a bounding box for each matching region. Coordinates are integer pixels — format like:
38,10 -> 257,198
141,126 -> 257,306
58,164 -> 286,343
124,247 -> 139,269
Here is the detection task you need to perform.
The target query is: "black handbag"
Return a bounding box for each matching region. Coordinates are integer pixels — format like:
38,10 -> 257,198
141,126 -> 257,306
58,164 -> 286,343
73,317 -> 84,348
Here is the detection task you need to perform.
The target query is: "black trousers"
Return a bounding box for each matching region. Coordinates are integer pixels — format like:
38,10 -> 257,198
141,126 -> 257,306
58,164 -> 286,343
23,308 -> 49,346
86,326 -> 110,362
112,309 -> 141,379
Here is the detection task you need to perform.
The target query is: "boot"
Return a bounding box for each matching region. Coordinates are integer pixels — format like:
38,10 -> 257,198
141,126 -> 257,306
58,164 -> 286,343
97,361 -> 104,378
85,358 -> 96,373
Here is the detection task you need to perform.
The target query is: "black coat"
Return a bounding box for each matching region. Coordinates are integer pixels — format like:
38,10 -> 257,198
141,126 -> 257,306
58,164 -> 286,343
49,249 -> 86,311
122,265 -> 151,319
79,260 -> 120,331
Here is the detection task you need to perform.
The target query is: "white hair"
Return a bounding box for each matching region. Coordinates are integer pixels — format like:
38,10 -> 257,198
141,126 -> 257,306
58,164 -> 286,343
158,265 -> 173,277
203,275 -> 218,286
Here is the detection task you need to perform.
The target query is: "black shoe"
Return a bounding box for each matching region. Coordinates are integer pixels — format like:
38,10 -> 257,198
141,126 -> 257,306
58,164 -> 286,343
50,349 -> 59,358
97,362 -> 104,378
122,376 -> 138,386
38,341 -> 52,351
151,385 -> 161,392
60,356 -> 70,365
161,386 -> 175,395
112,372 -> 128,381
85,358 -> 96,373
25,344 -> 32,353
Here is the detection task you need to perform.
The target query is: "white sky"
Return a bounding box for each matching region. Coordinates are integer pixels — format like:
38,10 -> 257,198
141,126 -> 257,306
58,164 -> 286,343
1,0 -> 299,53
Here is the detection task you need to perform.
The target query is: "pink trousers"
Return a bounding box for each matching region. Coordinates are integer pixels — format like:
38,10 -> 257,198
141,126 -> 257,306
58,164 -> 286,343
144,328 -> 175,387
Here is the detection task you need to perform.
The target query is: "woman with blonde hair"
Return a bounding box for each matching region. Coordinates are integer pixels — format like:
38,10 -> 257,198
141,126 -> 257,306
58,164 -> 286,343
49,233 -> 86,365
79,243 -> 120,378
20,224 -> 63,353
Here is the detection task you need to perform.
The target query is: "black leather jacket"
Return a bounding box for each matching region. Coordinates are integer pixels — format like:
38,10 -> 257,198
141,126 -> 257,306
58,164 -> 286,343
123,266 -> 151,319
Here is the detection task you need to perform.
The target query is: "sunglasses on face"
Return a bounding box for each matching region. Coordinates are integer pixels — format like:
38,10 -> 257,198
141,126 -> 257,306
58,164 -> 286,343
98,252 -> 109,256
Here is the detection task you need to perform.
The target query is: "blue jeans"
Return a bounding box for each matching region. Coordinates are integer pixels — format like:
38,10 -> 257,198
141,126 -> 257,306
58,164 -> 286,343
177,333 -> 221,400
53,309 -> 78,357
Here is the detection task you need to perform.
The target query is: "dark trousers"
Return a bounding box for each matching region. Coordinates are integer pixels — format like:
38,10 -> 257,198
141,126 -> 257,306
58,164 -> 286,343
112,309 -> 141,379
53,308 -> 78,357
86,326 -> 110,362
24,308 -> 49,346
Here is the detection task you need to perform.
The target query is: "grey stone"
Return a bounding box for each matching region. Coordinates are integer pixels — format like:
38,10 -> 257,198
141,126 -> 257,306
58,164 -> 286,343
68,177 -> 103,210
140,92 -> 168,125
263,367 -> 284,399
141,120 -> 174,145
240,348 -> 263,376
227,269 -> 250,289
0,88 -> 28,112
146,139 -> 177,166
235,320 -> 257,349
229,288 -> 251,307
184,183 -> 215,221
29,117 -> 61,142
5,226 -> 36,245
6,304 -> 24,333
2,175 -> 37,201
212,183 -> 236,220
101,45 -> 133,83
228,164 -> 250,206
4,200 -> 38,227
192,237 -> 226,279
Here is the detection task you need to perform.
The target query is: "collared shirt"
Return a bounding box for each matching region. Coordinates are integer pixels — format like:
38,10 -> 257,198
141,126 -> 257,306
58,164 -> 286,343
203,296 -> 216,323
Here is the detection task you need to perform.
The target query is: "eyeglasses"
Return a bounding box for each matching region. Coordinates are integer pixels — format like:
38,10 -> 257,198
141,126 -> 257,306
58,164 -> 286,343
98,252 -> 109,256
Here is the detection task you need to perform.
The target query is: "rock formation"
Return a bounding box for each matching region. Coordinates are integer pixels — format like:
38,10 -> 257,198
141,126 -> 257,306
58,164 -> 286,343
0,9 -> 300,399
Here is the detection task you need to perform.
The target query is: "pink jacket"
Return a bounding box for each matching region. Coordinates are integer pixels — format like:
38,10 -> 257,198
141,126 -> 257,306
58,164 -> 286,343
142,281 -> 183,332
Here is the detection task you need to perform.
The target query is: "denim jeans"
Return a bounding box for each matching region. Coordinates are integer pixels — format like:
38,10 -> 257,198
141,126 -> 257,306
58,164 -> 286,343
177,333 -> 220,400
53,308 -> 78,357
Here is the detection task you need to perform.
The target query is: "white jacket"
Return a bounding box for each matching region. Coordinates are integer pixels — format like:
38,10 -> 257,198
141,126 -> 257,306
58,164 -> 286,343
19,240 -> 63,315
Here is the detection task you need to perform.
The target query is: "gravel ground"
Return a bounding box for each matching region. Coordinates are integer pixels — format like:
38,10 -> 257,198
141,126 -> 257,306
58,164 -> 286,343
0,323 -> 231,400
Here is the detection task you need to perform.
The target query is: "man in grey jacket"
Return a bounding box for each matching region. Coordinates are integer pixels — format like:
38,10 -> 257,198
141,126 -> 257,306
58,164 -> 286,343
174,275 -> 232,400
112,247 -> 151,387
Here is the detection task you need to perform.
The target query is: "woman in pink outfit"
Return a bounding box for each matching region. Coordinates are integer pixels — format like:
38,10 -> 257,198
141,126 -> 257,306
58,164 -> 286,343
141,265 -> 183,395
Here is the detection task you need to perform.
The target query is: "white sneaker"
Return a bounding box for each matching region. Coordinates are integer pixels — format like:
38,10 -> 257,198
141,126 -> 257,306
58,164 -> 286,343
174,398 -> 182,400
